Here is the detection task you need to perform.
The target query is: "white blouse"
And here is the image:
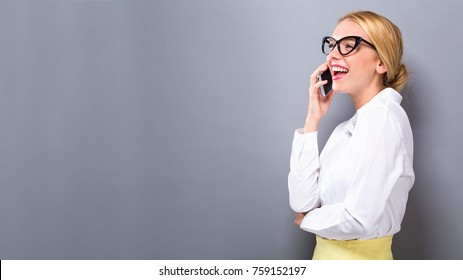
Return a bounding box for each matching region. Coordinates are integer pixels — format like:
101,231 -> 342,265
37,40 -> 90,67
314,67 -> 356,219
288,88 -> 415,240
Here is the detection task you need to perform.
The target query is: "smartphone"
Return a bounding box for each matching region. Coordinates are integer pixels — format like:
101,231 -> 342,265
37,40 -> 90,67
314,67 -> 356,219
317,68 -> 333,96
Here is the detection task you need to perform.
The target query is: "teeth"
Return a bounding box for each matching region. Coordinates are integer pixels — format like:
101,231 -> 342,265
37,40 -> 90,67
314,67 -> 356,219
332,66 -> 348,72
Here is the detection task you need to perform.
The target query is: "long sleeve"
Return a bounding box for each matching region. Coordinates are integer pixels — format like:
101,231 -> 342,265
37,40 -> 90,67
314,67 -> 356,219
300,104 -> 414,240
288,129 -> 321,213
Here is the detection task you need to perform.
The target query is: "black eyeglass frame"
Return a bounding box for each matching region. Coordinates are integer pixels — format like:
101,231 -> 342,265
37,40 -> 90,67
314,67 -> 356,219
322,36 -> 376,56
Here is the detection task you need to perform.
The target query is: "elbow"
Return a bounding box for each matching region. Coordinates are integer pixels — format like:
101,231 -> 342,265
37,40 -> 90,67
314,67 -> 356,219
288,174 -> 319,213
289,196 -> 319,213
289,201 -> 305,213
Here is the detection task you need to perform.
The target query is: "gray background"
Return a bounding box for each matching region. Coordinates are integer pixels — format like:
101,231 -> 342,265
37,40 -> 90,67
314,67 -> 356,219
0,0 -> 461,260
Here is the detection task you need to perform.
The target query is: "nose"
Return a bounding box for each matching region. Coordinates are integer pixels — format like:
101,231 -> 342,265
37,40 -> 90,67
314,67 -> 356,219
327,45 -> 342,62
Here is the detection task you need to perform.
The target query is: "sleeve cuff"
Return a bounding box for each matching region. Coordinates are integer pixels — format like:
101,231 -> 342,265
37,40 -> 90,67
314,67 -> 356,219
292,129 -> 318,153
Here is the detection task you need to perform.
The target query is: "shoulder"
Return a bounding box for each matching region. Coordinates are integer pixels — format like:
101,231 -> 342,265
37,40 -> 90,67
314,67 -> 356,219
358,88 -> 412,134
356,89 -> 413,153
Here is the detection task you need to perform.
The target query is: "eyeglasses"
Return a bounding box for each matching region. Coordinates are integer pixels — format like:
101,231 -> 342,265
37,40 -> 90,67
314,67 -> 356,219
322,36 -> 376,56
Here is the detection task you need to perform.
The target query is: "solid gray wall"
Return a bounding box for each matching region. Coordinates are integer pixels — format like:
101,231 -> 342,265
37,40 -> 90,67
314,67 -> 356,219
0,0 -> 461,259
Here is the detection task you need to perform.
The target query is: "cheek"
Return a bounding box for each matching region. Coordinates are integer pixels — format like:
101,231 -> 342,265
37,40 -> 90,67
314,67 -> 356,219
349,58 -> 377,80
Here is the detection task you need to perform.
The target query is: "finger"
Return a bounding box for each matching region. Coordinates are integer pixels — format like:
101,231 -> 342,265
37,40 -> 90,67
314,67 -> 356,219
313,63 -> 329,77
310,63 -> 329,84
310,79 -> 328,96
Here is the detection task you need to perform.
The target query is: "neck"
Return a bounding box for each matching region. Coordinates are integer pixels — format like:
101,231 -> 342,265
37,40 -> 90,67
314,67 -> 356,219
351,83 -> 385,110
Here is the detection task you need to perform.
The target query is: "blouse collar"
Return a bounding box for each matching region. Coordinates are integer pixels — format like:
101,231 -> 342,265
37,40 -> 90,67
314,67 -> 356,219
358,87 -> 403,113
343,88 -> 403,134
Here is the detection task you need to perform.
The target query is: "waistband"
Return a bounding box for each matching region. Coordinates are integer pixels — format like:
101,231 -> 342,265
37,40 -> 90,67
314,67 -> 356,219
312,235 -> 394,260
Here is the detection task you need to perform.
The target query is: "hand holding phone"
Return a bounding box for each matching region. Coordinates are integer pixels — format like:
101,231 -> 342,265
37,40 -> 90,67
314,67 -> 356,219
316,69 -> 333,96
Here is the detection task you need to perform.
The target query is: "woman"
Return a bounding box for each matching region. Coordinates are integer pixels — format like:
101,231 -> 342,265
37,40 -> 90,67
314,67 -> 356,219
288,11 -> 415,260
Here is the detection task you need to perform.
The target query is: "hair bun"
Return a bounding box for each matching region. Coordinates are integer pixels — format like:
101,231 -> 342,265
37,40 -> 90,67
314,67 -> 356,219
386,63 -> 408,92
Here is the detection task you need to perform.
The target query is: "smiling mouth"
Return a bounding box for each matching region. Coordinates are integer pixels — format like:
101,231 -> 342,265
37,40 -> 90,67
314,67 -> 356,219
332,66 -> 349,79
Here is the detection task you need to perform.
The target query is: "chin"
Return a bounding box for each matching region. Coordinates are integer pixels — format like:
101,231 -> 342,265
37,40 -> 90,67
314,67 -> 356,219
332,85 -> 346,94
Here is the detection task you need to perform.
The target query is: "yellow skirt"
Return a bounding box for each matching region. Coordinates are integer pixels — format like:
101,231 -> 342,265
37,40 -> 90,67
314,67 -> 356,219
312,235 -> 394,260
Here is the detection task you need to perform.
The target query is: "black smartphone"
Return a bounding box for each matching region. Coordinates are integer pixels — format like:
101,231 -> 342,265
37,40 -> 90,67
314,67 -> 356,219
316,68 -> 333,96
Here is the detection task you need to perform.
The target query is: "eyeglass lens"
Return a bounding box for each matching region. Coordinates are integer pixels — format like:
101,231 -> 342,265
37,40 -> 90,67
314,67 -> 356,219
323,37 -> 359,55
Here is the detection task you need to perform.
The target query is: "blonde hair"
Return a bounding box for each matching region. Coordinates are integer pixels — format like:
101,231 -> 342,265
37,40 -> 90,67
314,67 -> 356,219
339,11 -> 408,92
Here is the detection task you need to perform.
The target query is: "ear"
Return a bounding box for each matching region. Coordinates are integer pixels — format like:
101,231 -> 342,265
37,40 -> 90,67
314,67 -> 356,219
376,60 -> 388,75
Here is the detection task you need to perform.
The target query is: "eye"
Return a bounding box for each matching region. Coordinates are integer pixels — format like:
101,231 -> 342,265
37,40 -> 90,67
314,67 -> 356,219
340,38 -> 358,52
344,43 -> 355,50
